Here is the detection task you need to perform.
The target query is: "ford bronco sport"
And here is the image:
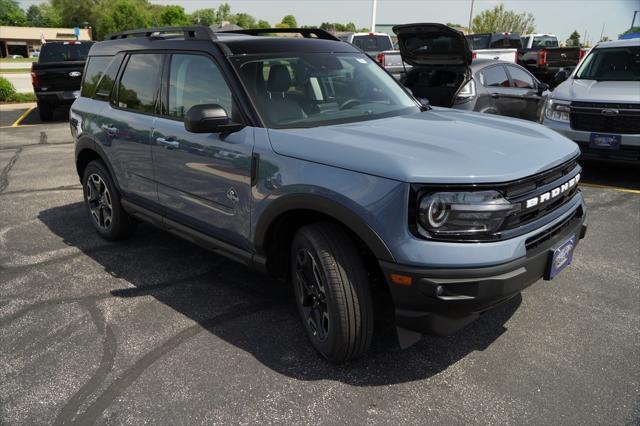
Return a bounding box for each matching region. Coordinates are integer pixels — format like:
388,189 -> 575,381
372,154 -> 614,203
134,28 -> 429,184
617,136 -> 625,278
70,26 -> 587,363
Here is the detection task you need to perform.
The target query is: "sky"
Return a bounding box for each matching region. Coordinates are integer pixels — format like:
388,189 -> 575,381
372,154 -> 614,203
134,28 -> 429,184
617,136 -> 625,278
17,0 -> 640,44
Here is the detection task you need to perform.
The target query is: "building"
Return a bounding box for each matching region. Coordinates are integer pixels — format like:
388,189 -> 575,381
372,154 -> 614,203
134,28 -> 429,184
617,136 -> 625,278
0,26 -> 92,58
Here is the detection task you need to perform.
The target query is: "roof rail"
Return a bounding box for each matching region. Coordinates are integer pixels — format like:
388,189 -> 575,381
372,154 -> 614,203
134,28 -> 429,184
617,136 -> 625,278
220,28 -> 340,41
106,26 -> 216,41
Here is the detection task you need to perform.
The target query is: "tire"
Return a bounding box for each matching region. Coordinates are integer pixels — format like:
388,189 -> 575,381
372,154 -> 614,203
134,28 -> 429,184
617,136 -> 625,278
38,102 -> 53,121
291,222 -> 374,363
82,160 -> 135,241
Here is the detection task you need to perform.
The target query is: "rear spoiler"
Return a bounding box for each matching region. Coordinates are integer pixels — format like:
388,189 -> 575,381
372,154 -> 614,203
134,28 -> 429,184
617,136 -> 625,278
219,28 -> 340,41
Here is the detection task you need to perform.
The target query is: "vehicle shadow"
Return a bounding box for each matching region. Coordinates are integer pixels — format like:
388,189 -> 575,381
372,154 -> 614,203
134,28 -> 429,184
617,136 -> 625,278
38,201 -> 520,386
20,105 -> 69,125
578,157 -> 640,190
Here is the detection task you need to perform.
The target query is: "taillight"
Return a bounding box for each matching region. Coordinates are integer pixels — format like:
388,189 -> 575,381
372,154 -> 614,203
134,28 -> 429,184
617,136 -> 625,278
578,48 -> 587,61
472,51 -> 477,60
538,49 -> 547,66
31,71 -> 39,87
376,52 -> 385,64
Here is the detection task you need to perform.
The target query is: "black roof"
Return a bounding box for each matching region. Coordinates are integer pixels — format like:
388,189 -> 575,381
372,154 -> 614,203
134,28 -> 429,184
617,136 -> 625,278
91,26 -> 360,57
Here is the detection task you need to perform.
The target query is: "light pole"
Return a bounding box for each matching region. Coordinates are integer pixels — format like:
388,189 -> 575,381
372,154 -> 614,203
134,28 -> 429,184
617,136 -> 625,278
371,0 -> 377,33
468,0 -> 475,33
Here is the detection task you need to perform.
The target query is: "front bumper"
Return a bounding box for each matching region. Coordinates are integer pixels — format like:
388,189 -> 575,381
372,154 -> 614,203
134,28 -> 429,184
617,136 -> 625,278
543,118 -> 640,162
380,201 -> 587,336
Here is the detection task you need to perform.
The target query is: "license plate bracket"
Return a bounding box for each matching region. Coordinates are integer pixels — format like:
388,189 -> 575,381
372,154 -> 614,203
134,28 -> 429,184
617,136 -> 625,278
589,133 -> 621,150
544,235 -> 576,280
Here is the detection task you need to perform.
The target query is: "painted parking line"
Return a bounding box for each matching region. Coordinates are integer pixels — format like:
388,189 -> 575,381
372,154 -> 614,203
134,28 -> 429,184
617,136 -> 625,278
580,183 -> 640,195
10,106 -> 35,127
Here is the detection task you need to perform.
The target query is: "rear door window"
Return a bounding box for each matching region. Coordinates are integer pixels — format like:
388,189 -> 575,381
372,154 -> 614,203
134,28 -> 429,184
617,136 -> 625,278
482,66 -> 510,87
117,54 -> 163,113
506,65 -> 536,88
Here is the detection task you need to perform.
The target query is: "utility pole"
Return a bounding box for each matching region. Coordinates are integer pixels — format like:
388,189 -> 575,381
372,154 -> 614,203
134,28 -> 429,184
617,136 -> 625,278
468,0 -> 475,33
370,0 -> 377,32
600,23 -> 605,41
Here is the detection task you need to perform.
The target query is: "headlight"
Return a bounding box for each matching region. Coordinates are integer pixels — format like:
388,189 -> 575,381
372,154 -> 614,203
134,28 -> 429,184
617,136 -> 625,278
544,99 -> 570,122
417,191 -> 517,240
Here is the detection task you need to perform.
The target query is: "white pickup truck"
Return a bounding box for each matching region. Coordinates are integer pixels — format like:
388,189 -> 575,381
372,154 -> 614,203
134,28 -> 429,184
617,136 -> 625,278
465,32 -> 521,62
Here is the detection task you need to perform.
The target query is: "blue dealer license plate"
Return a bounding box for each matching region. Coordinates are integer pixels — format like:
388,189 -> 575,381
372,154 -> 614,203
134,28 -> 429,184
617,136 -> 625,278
589,133 -> 621,150
545,235 -> 576,280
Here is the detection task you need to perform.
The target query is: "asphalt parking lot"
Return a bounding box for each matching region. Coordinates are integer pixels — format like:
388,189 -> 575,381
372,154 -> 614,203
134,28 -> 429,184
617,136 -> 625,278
1,106 -> 639,425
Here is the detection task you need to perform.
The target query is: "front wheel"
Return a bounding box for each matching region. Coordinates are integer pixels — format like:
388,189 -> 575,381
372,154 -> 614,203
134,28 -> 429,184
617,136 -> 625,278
291,222 -> 374,363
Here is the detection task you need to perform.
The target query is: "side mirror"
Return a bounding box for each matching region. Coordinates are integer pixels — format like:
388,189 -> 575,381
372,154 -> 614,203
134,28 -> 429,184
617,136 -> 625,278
418,97 -> 430,107
554,69 -> 569,85
537,82 -> 549,95
184,104 -> 244,134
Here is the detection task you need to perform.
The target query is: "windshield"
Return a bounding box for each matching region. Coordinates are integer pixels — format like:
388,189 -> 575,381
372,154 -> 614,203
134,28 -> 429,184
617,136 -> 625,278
532,36 -> 558,48
39,42 -> 93,63
351,35 -> 393,52
231,53 -> 420,129
575,46 -> 640,81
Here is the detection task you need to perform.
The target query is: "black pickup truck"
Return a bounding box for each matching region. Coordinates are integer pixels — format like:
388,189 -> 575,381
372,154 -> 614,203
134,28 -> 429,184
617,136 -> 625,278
517,34 -> 584,86
31,41 -> 94,120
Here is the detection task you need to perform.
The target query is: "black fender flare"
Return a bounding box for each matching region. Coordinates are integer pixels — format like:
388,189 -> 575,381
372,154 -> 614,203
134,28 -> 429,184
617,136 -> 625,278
75,136 -> 122,193
254,193 -> 395,262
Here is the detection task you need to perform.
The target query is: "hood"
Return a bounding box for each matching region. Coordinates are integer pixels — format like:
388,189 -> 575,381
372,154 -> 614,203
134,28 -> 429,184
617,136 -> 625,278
553,78 -> 640,103
267,109 -> 579,184
393,23 -> 472,67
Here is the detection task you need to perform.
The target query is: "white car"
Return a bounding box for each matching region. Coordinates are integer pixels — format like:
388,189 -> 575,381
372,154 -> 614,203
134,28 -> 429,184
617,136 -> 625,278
542,38 -> 640,162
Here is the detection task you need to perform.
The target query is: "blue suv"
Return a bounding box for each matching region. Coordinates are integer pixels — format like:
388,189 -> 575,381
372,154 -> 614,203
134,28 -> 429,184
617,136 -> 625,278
70,26 -> 587,363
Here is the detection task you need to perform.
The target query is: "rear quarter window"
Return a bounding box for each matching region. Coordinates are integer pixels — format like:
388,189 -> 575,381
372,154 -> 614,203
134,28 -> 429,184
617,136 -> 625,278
81,54 -> 124,100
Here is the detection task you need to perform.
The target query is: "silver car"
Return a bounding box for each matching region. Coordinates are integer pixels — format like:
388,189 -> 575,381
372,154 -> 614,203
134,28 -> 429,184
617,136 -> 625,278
542,38 -> 640,162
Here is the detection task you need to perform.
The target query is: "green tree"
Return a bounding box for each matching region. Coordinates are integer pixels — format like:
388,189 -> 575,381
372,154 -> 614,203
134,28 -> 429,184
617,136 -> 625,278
51,0 -> 100,28
231,12 -> 256,29
0,0 -> 27,26
256,19 -> 271,29
191,8 -> 218,26
623,26 -> 640,35
216,3 -> 231,22
26,2 -> 62,27
281,14 -> 297,29
567,30 -> 581,47
471,3 -> 535,34
274,22 -> 289,29
159,5 -> 189,26
95,0 -> 149,40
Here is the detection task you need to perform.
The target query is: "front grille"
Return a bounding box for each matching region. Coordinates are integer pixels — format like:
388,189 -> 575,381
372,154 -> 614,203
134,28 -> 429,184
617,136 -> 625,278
502,160 -> 580,230
570,101 -> 640,134
525,205 -> 583,251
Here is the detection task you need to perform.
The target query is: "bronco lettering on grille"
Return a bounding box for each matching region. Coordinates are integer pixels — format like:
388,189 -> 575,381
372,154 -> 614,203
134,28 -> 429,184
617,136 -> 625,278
525,173 -> 580,209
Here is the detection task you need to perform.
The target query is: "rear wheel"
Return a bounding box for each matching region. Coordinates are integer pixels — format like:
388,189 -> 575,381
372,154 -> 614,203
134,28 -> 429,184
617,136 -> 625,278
82,160 -> 135,241
291,222 -> 374,363
37,102 -> 53,121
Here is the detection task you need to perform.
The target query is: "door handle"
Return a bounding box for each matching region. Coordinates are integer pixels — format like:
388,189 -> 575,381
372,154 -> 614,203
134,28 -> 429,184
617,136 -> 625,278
156,137 -> 180,149
490,93 -> 500,99
101,124 -> 118,136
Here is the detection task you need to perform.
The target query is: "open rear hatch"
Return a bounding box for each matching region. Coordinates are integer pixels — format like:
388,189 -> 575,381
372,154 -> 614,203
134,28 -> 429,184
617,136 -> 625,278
393,23 -> 472,107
